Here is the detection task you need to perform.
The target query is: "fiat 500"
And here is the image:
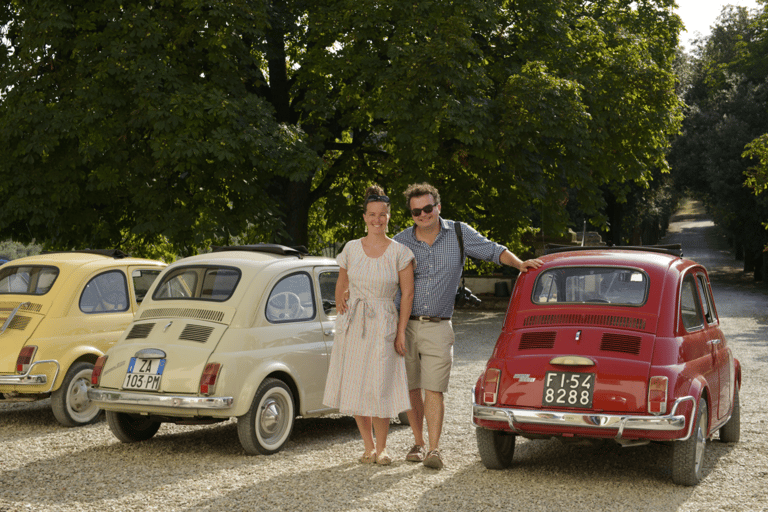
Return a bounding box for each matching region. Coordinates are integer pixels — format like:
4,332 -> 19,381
472,245 -> 741,486
0,250 -> 165,426
88,245 -> 339,455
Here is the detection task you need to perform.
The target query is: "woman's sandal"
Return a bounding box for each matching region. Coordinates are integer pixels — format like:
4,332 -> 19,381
375,449 -> 392,466
360,449 -> 377,464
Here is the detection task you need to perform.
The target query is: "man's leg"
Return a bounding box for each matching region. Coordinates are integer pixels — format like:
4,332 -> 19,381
424,389 -> 444,452
406,388 -> 426,447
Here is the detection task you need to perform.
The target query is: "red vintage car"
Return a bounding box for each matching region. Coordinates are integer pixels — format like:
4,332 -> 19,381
472,245 -> 741,486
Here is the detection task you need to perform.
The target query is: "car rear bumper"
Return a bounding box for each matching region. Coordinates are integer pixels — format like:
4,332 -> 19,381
472,393 -> 696,441
88,387 -> 234,410
0,360 -> 60,392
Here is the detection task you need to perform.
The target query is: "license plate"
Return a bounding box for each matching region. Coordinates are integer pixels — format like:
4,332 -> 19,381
122,357 -> 166,391
542,371 -> 595,408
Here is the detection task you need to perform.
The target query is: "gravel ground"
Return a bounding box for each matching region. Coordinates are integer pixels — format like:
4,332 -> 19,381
2,199 -> 767,512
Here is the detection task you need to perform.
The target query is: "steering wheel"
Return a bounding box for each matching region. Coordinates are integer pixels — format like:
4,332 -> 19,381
267,292 -> 302,320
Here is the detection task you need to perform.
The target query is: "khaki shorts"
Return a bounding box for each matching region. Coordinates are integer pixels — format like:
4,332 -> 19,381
404,319 -> 455,393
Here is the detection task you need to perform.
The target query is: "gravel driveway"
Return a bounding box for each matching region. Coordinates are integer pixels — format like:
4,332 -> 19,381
2,199 -> 767,512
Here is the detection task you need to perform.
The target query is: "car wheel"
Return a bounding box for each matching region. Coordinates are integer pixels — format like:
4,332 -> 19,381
106,411 -> 161,443
237,378 -> 295,455
672,397 -> 708,486
719,386 -> 741,443
476,427 -> 516,469
51,361 -> 101,427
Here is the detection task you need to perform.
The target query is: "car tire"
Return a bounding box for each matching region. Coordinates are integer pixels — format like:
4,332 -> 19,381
672,397 -> 708,486
51,361 -> 101,427
719,386 -> 741,443
237,378 -> 295,455
476,427 -> 516,469
106,411 -> 161,443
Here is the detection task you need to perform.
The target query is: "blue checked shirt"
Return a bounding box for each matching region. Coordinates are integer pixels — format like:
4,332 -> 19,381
394,218 -> 508,318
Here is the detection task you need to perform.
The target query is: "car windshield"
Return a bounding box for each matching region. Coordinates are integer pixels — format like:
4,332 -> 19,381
152,266 -> 241,301
532,267 -> 648,305
0,266 -> 59,295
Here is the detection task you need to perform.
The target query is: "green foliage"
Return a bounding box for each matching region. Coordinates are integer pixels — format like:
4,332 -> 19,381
1,0 -> 683,258
669,1 -> 768,258
0,240 -> 43,260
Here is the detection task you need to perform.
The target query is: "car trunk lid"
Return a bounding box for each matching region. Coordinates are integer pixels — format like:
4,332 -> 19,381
0,301 -> 45,374
495,324 -> 655,414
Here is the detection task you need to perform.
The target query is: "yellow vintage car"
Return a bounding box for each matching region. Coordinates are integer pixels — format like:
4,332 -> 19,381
89,245 -> 339,455
0,250 -> 166,426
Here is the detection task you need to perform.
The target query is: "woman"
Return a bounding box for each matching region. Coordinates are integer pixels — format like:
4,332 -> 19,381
323,184 -> 415,465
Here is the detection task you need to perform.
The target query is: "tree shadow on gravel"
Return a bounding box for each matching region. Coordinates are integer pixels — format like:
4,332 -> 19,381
0,413 -> 385,508
415,437 -> 735,512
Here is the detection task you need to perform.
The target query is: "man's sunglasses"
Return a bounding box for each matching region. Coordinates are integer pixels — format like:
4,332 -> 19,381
410,203 -> 438,217
365,194 -> 390,204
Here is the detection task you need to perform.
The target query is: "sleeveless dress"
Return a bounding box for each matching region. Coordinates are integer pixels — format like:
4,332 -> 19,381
323,239 -> 415,417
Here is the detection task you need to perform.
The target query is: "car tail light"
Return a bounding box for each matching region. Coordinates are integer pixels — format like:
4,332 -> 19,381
16,346 -> 37,373
482,369 -> 501,405
199,363 -> 222,395
648,376 -> 668,415
92,355 -> 108,386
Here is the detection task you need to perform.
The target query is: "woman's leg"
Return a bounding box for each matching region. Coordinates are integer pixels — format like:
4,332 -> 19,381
372,417 -> 390,454
354,415 -> 375,454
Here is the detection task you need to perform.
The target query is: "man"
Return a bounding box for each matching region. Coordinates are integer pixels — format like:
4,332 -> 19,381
394,182 -> 542,469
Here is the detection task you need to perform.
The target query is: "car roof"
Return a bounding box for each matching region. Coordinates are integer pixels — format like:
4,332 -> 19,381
168,247 -> 337,270
2,251 -> 166,271
538,246 -> 697,274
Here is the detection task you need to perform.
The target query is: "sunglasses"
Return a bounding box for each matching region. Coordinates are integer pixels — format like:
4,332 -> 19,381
410,203 -> 438,217
365,194 -> 390,204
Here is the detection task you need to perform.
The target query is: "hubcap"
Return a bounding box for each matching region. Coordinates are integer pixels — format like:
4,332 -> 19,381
68,370 -> 98,422
259,397 -> 283,438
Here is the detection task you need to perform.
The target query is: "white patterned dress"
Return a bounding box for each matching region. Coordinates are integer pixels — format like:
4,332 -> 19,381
323,239 -> 415,418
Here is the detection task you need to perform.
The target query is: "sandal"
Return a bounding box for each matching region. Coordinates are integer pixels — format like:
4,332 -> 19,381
376,449 -> 392,466
360,449 -> 377,464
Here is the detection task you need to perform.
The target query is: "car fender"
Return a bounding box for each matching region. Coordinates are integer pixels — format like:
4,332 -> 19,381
679,375 -> 709,439
217,356 -> 303,418
51,346 -> 103,390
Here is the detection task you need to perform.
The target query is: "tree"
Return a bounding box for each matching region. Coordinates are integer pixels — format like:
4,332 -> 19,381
669,2 -> 768,272
1,0 -> 683,256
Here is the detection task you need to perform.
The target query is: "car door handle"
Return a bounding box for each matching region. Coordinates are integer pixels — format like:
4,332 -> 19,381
324,329 -> 335,336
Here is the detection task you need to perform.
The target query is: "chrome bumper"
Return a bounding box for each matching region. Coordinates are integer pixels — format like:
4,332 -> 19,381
88,388 -> 234,410
472,395 -> 696,441
0,360 -> 60,392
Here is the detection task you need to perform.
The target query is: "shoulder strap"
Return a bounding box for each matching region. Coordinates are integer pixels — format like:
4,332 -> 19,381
454,221 -> 464,267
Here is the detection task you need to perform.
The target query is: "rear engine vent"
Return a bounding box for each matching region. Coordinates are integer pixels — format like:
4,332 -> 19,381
600,333 -> 642,355
6,315 -> 31,331
0,302 -> 43,313
519,331 -> 557,350
179,324 -> 215,343
126,323 -> 155,340
524,313 -> 647,331
140,308 -> 225,323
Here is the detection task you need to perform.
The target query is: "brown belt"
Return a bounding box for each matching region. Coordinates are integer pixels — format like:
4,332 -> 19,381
409,315 -> 451,322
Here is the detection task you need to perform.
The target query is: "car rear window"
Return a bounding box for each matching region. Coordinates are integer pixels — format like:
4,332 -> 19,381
532,267 -> 648,305
0,266 -> 59,295
152,266 -> 241,302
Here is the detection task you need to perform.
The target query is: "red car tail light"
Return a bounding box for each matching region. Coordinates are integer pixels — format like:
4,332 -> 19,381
16,346 -> 37,373
482,369 -> 501,405
648,376 -> 668,415
199,363 -> 222,395
92,355 -> 108,386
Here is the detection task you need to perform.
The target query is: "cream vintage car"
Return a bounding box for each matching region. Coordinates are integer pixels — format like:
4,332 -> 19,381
0,250 -> 166,426
88,245 -> 340,455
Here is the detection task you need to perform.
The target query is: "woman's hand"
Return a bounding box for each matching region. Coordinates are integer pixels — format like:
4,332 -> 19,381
337,289 -> 350,314
394,331 -> 406,356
